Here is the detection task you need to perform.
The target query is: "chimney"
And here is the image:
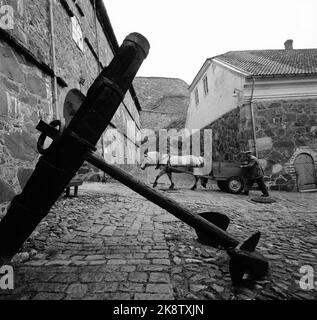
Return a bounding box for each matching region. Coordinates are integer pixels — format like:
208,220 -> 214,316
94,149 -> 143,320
284,39 -> 293,50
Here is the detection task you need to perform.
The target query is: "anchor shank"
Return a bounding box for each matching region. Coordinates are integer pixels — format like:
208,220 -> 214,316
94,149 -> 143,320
85,152 -> 240,249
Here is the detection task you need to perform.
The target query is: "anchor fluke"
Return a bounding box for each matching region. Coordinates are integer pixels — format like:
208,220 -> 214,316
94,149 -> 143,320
228,232 -> 269,286
195,212 -> 230,247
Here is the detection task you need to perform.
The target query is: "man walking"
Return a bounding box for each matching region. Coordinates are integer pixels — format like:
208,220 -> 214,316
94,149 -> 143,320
241,151 -> 269,197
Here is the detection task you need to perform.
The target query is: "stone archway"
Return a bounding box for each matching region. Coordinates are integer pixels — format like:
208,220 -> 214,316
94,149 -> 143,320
294,153 -> 317,191
284,147 -> 317,191
63,89 -> 85,126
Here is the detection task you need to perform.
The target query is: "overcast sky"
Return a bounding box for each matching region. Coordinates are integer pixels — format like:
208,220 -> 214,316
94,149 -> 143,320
105,0 -> 317,84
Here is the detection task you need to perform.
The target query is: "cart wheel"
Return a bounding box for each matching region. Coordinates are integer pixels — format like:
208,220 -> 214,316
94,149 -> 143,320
217,180 -> 228,192
226,177 -> 244,194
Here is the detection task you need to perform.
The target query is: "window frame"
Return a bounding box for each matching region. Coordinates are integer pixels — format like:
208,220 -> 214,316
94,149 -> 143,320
194,87 -> 199,106
203,75 -> 209,96
71,15 -> 84,52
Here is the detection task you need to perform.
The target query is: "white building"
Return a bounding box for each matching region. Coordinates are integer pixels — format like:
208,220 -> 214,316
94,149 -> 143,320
186,40 -> 317,191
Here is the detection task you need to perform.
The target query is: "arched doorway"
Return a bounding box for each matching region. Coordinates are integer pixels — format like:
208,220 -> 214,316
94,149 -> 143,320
63,89 -> 85,126
294,153 -> 317,191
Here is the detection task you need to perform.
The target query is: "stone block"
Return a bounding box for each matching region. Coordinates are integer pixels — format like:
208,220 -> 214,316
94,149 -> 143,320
152,259 -> 171,266
66,283 -> 88,299
118,282 -> 144,293
4,131 -> 37,161
0,86 -> 8,115
149,273 -> 170,284
0,178 -> 16,203
2,77 -> 19,94
104,272 -> 128,282
268,102 -> 282,109
0,44 -> 24,83
264,128 -> 274,137
26,74 -> 47,98
270,150 -> 283,162
284,113 -> 296,122
20,90 -> 38,107
146,284 -> 173,294
257,137 -> 273,152
273,140 -> 295,149
128,272 -> 148,283
79,273 -> 104,283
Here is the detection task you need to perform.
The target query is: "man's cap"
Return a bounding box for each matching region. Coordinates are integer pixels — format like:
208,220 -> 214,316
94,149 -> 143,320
243,151 -> 252,155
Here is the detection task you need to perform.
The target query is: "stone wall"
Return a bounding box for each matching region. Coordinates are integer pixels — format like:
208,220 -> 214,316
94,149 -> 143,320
1,0 -> 52,66
254,98 -> 317,191
0,40 -> 53,203
0,0 -> 141,204
202,98 -> 317,191
204,106 -> 253,162
134,77 -> 189,132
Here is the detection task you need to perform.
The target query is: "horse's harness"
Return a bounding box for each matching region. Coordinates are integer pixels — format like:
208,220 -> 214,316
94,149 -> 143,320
156,153 -> 171,171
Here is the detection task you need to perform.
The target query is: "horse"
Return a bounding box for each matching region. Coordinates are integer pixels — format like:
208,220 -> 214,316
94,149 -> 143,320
140,151 -> 209,190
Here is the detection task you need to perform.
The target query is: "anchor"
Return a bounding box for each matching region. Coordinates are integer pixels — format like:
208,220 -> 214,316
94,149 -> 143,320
34,121 -> 270,285
0,32 -> 269,285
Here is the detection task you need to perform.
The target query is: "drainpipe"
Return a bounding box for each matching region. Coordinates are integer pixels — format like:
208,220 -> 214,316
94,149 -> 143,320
93,0 -> 107,182
49,0 -> 59,119
249,77 -> 258,157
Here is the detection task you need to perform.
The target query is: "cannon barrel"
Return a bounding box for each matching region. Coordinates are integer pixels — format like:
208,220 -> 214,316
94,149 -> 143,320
0,33 -> 150,264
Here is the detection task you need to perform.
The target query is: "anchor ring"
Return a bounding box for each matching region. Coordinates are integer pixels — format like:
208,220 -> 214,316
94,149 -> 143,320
37,119 -> 65,155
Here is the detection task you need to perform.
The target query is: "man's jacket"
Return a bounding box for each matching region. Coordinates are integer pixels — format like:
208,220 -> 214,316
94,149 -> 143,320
242,156 -> 264,179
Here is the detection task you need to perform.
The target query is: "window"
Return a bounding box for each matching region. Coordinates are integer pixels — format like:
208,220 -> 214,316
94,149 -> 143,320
71,16 -> 83,51
203,75 -> 209,95
195,88 -> 199,106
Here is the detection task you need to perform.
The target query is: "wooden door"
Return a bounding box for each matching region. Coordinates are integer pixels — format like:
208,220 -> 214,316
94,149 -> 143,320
294,154 -> 317,191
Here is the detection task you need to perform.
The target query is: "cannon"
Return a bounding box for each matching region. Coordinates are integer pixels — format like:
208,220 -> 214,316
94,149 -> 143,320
0,32 -> 269,286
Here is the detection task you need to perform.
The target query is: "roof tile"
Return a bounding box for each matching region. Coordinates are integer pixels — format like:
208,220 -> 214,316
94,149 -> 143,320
214,49 -> 317,77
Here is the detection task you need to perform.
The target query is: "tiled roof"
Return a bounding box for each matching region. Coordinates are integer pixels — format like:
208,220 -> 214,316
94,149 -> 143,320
213,49 -> 317,77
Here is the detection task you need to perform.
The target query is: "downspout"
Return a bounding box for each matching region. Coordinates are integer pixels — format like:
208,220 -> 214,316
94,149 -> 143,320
250,77 -> 258,157
93,0 -> 107,182
49,0 -> 59,119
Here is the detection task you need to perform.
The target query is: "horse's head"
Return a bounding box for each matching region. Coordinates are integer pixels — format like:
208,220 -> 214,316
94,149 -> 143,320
140,150 -> 158,170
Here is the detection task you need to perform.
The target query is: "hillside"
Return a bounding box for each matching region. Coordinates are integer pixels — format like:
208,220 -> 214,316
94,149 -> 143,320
133,77 -> 190,131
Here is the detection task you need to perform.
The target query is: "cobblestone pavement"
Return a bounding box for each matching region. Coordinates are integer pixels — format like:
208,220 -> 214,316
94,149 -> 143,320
0,181 -> 317,300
